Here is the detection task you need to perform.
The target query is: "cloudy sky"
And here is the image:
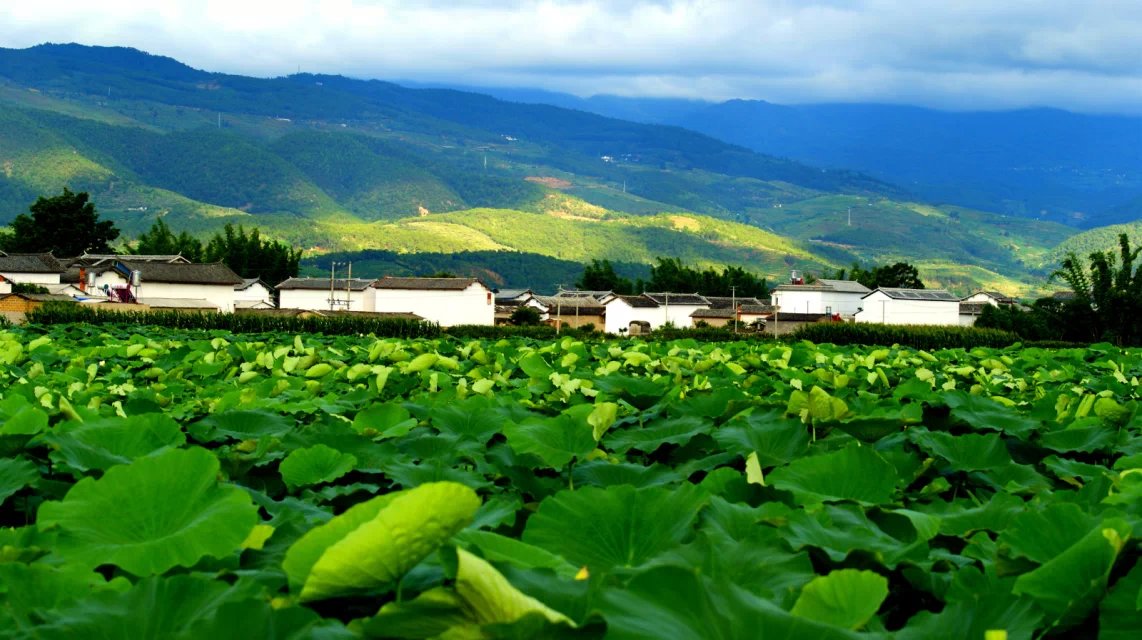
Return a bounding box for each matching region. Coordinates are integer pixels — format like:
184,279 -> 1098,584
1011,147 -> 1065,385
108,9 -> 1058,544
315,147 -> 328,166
2,0 -> 1141,113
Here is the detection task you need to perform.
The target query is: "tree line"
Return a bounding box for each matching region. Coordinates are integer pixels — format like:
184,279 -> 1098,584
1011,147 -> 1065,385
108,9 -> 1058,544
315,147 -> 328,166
576,257 -> 772,298
0,189 -> 301,287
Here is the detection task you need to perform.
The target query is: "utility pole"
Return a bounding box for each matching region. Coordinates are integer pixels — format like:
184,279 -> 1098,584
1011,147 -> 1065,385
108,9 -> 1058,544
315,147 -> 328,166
345,262 -> 352,311
329,262 -> 337,311
730,285 -> 737,334
847,206 -> 852,226
664,292 -> 670,328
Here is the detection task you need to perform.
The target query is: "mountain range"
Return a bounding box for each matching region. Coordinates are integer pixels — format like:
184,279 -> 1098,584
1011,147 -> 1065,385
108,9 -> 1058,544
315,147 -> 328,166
0,43 -> 1135,294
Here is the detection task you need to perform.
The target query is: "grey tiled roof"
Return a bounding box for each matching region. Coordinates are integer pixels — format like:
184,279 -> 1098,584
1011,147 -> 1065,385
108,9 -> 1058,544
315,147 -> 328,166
0,253 -> 65,274
643,292 -> 709,306
704,296 -> 764,309
535,296 -> 605,311
119,261 -> 244,286
277,277 -> 376,291
772,279 -> 870,294
608,294 -> 659,308
373,276 -> 485,290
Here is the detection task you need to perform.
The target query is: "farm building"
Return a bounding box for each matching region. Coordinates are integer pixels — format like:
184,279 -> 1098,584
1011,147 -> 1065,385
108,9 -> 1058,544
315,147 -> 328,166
0,253 -> 66,289
235,278 -> 276,310
770,279 -> 870,317
962,290 -> 1019,306
373,277 -> 494,326
494,289 -> 550,325
641,293 -> 711,327
536,295 -> 605,330
855,288 -> 960,326
277,278 -> 377,313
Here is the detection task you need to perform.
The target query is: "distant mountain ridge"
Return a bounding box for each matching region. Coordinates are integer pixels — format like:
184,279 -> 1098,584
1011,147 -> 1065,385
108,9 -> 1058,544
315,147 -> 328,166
0,43 -> 1093,294
462,86 -> 1142,228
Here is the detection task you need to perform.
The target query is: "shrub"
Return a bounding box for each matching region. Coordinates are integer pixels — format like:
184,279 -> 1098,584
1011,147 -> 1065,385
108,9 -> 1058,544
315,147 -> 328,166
789,322 -> 1019,350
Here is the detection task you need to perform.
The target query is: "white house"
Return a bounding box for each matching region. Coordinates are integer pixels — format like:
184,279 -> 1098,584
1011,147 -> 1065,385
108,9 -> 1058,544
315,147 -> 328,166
494,289 -> 550,324
373,277 -> 494,326
855,288 -> 961,326
235,278 -> 276,310
962,290 -> 1019,307
770,279 -> 870,317
0,253 -> 66,288
123,261 -> 245,312
602,294 -> 663,334
277,278 -> 378,312
641,293 -> 711,327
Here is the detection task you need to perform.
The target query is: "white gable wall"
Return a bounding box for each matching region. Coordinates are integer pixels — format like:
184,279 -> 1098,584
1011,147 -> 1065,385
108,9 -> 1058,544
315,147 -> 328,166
235,282 -> 275,307
604,300 -> 662,334
374,284 -> 492,326
855,291 -> 959,326
0,271 -> 61,286
138,283 -> 238,313
772,290 -> 864,316
280,288 -> 375,312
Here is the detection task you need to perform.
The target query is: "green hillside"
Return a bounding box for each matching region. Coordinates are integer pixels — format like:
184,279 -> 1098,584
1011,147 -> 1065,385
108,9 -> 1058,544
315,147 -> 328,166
0,43 -> 1085,294
1045,220 -> 1142,266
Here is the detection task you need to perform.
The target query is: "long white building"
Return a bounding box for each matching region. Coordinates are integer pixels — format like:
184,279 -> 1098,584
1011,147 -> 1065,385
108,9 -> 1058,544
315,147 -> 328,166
855,288 -> 960,325
373,277 -> 494,326
277,278 -> 378,312
770,279 -> 870,317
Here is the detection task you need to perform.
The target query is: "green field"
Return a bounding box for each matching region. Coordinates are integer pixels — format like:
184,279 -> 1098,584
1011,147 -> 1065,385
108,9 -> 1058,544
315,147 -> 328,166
0,325 -> 1138,638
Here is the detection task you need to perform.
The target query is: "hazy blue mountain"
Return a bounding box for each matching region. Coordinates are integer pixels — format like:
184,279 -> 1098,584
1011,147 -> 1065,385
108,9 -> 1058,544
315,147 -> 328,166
426,83 -> 1142,227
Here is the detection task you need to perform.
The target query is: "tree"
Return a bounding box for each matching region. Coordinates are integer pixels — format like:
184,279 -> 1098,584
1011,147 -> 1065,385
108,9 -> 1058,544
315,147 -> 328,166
203,224 -> 302,287
576,259 -> 635,294
1051,233 -> 1142,344
130,219 -> 204,261
509,306 -> 542,325
643,257 -> 769,297
829,261 -> 924,290
3,188 -> 120,256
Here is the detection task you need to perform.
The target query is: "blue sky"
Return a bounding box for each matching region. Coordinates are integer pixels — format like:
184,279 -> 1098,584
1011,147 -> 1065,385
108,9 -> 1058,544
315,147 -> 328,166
2,1 -> 1140,113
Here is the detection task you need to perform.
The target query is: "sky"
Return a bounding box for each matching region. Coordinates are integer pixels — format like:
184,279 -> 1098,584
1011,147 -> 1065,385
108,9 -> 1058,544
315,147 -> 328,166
2,0 -> 1141,113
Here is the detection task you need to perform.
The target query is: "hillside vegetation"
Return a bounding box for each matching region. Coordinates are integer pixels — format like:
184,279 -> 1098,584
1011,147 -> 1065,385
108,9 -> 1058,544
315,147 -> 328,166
0,43 -> 1097,293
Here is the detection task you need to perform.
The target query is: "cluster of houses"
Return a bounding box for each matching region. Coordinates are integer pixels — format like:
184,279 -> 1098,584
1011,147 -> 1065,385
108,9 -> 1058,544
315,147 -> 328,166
0,251 -> 1021,331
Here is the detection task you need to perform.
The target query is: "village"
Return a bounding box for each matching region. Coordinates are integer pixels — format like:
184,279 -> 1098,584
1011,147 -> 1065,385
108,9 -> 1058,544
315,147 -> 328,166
0,251 -> 1021,332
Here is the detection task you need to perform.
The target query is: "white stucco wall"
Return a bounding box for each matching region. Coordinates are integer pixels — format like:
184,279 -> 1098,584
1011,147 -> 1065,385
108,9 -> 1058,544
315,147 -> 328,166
959,313 -> 979,327
963,293 -> 1002,306
772,290 -> 864,316
235,283 -> 275,307
374,284 -> 493,326
280,288 -> 375,312
0,281 -> 10,295
137,283 -> 238,313
0,272 -> 62,286
604,300 -> 664,334
855,292 -> 959,326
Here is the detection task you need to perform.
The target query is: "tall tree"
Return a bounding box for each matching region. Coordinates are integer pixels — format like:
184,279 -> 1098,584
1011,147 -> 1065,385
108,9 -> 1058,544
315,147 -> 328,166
130,219 -> 204,261
203,223 -> 302,287
1052,232 -> 1142,344
644,257 -> 768,297
3,188 -> 120,256
829,261 -> 924,290
576,259 -> 635,294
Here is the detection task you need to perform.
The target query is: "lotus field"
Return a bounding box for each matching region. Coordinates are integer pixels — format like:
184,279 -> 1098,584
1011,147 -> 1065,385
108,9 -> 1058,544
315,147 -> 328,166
0,323 -> 1140,639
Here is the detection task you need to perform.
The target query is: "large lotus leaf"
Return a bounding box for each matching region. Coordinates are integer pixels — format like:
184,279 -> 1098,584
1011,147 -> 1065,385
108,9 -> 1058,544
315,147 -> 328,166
604,415 -> 711,454
919,493 -> 1026,537
711,409 -> 809,467
1013,518 -> 1131,630
287,481 -> 479,601
523,484 -> 707,574
454,547 -> 574,627
189,409 -> 294,442
781,505 -> 929,569
768,444 -> 898,505
0,402 -> 48,436
791,569 -> 888,630
26,574 -> 266,640
279,444 -> 357,488
363,587 -> 472,638
352,403 -> 417,439
44,414 -> 186,473
188,599 -> 355,640
429,396 -> 505,443
896,585 -> 1042,640
455,530 -> 579,579
283,491 -> 403,591
1038,424 -> 1119,453
503,413 -> 595,469
37,447 -> 258,576
909,430 -> 1012,471
997,503 -> 1096,564
598,565 -> 861,640
0,562 -> 127,631
1099,561 -> 1142,640
571,460 -> 683,489
942,392 -> 1039,440
592,375 -> 671,410
0,456 -> 38,506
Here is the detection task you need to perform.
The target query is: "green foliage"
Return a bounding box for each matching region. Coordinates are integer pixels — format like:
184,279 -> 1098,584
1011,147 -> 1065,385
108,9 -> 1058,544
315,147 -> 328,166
203,223 -> 301,287
646,257 -> 770,297
828,261 -> 925,289
975,304 -> 1060,341
576,259 -> 636,294
1051,232 -> 1142,345
790,322 -> 1019,349
3,188 -> 120,255
129,218 -> 204,261
10,283 -> 49,294
509,306 -> 542,326
0,323 -> 1139,637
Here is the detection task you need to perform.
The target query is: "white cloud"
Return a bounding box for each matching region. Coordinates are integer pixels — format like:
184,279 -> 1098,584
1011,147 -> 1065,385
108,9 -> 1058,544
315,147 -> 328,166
1,0 -> 1140,112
